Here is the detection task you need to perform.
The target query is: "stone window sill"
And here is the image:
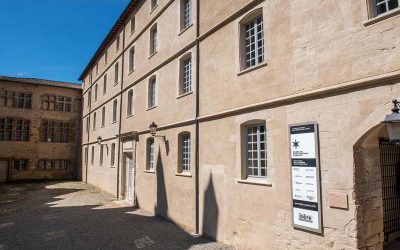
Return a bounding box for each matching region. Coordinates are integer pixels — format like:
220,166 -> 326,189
177,91 -> 193,99
237,62 -> 268,76
178,23 -> 193,36
175,172 -> 192,177
364,8 -> 400,26
144,170 -> 155,174
146,105 -> 157,111
236,178 -> 272,187
148,51 -> 158,60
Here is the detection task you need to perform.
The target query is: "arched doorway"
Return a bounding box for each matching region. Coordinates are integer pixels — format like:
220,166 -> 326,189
354,124 -> 400,249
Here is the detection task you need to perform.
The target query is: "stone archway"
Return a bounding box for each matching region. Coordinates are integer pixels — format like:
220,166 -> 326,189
353,123 -> 400,249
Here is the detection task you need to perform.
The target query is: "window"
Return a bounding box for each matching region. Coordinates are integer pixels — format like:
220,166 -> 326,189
178,133 -> 191,173
88,90 -> 92,108
101,106 -> 106,127
0,90 -> 15,107
181,0 -> 192,29
40,120 -> 70,143
96,63 -> 99,75
86,116 -> 90,133
115,62 -> 119,84
38,160 -> 67,171
0,118 -> 13,141
147,138 -> 155,170
150,25 -> 158,55
130,15 -> 136,33
111,143 -> 116,166
113,99 -> 118,122
74,98 -> 82,112
151,0 -> 158,10
180,56 -> 192,95
93,112 -> 96,130
245,124 -> 267,178
13,160 -> 27,171
57,96 -> 72,112
15,119 -> 30,141
116,35 -> 120,51
127,90 -> 133,116
129,47 -> 135,72
16,92 -> 32,109
148,77 -> 157,108
100,144 -> 104,165
105,50 -> 108,65
241,12 -> 264,69
91,146 -> 95,165
94,84 -> 98,101
103,74 -> 107,95
374,0 -> 400,16
84,147 -> 88,164
89,71 -> 93,83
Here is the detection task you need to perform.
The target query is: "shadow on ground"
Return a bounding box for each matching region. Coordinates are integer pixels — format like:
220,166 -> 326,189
0,181 -> 230,250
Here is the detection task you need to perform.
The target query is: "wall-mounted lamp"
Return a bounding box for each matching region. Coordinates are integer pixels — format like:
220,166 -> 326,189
149,122 -> 166,142
97,136 -> 109,154
383,99 -> 400,143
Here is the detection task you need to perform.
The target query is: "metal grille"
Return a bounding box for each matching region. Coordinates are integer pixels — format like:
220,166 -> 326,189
245,16 -> 264,68
183,0 -> 192,28
182,134 -> 191,171
183,58 -> 192,94
247,124 -> 267,177
380,141 -> 400,240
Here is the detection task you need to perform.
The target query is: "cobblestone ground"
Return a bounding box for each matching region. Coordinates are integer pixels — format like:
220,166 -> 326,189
0,181 -> 233,250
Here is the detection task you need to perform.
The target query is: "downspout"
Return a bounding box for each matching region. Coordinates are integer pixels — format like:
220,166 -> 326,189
195,0 -> 200,235
86,82 -> 91,183
116,23 -> 126,199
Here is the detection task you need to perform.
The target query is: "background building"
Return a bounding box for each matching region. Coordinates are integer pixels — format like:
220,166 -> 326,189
0,76 -> 82,182
80,0 -> 400,249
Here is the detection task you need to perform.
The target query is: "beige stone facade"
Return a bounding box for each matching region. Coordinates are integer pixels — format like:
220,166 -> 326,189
80,0 -> 400,249
0,76 -> 82,182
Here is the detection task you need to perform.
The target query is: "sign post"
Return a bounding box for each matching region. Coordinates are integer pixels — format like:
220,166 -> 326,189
289,123 -> 322,234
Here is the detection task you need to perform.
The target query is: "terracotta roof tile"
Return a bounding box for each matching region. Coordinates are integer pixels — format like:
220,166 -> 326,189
0,75 -> 82,90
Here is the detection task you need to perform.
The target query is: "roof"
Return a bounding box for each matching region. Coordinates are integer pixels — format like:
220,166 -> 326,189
0,75 -> 82,90
78,0 -> 138,81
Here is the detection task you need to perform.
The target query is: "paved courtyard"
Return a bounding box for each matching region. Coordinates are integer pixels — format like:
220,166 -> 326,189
0,181 -> 232,250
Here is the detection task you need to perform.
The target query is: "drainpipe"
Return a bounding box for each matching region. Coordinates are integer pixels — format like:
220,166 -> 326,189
86,82 -> 91,183
195,0 -> 200,235
116,23 -> 126,200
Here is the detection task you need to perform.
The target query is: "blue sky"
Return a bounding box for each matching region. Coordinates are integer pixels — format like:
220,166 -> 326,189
0,0 -> 129,84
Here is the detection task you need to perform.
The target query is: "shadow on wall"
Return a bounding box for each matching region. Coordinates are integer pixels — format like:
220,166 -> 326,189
202,174 -> 219,240
0,181 -> 223,250
154,147 -> 168,218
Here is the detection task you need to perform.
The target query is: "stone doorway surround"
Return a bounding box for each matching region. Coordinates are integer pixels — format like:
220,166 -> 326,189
353,123 -> 400,249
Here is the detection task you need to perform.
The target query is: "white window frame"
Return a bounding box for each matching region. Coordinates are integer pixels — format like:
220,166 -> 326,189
243,15 -> 264,69
129,47 -> 135,72
245,124 -> 267,178
101,106 -> 106,127
148,77 -> 157,108
93,112 -> 96,130
111,143 -> 116,166
127,90 -> 134,116
147,138 -> 155,170
181,133 -> 191,172
374,0 -> 400,16
150,24 -> 158,55
114,62 -> 119,85
183,0 -> 192,29
181,57 -> 192,95
130,15 -> 136,34
103,74 -> 107,95
112,99 -> 118,123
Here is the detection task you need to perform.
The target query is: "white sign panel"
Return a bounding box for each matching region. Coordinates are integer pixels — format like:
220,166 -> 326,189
289,123 -> 322,234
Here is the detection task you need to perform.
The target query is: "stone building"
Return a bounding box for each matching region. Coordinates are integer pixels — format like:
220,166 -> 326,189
0,76 -> 82,182
80,0 -> 400,249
